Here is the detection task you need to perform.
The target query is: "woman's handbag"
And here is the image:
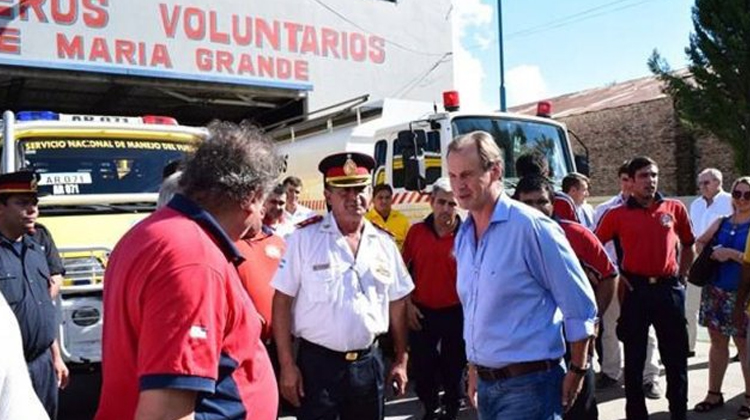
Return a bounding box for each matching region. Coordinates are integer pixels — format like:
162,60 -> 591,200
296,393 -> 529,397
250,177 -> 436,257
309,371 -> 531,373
688,217 -> 728,287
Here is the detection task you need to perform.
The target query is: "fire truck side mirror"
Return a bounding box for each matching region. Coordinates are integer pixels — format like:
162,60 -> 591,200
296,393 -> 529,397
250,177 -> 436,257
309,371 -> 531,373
396,130 -> 427,191
574,154 -> 590,177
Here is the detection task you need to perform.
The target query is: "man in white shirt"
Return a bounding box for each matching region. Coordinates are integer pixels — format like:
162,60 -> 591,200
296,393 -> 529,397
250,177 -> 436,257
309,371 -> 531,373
687,168 -> 733,355
283,176 -> 317,225
264,183 -> 296,238
594,162 -> 662,399
0,293 -> 49,420
563,172 -> 596,229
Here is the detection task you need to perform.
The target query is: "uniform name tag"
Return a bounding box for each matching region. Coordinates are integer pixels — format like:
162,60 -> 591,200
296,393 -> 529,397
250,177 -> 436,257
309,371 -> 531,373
313,263 -> 330,271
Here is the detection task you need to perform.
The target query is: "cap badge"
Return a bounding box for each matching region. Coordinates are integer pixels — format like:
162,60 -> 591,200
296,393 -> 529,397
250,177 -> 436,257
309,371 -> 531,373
30,178 -> 38,191
343,157 -> 358,176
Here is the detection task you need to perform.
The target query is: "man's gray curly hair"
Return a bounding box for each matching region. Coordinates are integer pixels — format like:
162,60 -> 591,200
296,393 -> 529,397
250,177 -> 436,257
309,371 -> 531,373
180,121 -> 282,204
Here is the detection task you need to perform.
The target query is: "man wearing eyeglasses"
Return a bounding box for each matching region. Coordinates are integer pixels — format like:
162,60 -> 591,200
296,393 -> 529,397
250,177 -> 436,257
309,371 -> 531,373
688,168 -> 732,357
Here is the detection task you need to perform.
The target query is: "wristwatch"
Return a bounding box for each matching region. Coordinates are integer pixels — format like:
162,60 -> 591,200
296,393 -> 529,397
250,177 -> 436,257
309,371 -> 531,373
568,362 -> 588,376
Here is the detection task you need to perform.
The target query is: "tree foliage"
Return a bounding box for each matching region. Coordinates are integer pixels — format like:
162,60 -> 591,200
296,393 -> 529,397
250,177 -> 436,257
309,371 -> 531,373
648,0 -> 750,173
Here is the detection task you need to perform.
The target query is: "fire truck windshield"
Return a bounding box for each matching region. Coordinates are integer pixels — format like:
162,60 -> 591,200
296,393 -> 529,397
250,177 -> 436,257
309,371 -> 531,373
452,116 -> 573,183
20,138 -> 193,196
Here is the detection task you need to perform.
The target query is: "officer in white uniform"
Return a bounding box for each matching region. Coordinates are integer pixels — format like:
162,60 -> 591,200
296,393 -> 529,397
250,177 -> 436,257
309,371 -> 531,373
272,152 -> 414,420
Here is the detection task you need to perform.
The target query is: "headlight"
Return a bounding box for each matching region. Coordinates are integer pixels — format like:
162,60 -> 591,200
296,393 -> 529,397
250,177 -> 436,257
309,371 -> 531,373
71,306 -> 101,327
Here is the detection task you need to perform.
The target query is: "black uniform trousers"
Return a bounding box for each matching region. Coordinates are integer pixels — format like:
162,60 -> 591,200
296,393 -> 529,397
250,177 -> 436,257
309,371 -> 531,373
409,303 -> 466,415
617,275 -> 688,420
297,338 -> 384,420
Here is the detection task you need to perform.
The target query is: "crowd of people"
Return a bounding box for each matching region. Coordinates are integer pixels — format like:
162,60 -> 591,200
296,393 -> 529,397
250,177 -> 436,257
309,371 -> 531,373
1,123 -> 750,420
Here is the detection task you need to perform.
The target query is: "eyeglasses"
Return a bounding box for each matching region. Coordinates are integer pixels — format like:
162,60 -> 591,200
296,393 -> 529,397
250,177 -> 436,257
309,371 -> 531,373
732,190 -> 750,200
522,199 -> 551,206
698,180 -> 713,186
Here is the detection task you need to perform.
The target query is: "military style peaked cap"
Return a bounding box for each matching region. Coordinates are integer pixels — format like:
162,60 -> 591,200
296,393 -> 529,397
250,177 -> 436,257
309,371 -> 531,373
0,171 -> 43,195
318,152 -> 375,188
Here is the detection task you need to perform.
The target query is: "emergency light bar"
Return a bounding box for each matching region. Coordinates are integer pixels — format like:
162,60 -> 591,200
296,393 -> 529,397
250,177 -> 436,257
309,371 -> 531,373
15,111 -> 180,125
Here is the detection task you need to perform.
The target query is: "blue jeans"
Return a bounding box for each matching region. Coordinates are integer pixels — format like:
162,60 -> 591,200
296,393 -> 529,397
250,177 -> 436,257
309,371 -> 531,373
477,364 -> 564,420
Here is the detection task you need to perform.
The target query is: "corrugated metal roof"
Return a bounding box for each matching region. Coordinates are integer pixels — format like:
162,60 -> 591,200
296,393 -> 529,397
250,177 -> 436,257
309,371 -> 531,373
510,70 -> 689,118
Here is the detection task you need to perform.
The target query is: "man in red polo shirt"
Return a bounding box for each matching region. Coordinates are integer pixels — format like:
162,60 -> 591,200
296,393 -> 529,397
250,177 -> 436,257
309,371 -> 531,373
402,177 -> 464,420
96,122 -> 280,420
595,156 -> 695,420
515,175 -> 618,420
236,193 -> 288,341
515,151 -> 580,223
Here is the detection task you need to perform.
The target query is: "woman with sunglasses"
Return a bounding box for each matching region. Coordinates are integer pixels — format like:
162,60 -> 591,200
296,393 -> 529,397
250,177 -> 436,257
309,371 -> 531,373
693,176 -> 750,417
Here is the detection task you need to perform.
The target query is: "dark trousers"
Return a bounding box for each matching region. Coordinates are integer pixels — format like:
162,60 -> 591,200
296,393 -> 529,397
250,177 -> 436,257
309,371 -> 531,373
409,304 -> 466,414
564,337 -> 597,420
28,350 -> 58,419
297,339 -> 384,420
564,363 -> 597,420
617,276 -> 688,420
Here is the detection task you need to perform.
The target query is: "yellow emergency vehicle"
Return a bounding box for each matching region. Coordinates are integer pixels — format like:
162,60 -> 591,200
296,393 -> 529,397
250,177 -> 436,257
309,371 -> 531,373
0,110 -> 209,365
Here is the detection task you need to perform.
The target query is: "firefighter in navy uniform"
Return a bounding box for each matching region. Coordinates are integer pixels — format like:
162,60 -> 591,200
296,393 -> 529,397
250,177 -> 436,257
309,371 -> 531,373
0,171 -> 67,419
272,152 -> 414,420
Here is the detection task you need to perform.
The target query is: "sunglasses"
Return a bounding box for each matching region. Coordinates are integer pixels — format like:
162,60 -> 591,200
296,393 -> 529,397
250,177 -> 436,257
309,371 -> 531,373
522,199 -> 551,206
732,190 -> 750,200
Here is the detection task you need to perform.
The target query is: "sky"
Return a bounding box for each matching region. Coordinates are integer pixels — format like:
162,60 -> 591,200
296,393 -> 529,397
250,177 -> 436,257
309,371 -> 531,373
453,0 -> 695,110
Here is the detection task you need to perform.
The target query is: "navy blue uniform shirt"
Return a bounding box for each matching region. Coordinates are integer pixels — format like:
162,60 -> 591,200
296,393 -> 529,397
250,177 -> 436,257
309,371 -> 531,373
0,234 -> 57,361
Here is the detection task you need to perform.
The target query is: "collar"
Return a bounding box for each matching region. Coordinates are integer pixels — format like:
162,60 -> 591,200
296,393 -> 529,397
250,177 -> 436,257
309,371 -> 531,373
0,233 -> 35,250
424,213 -> 462,237
460,193 -> 511,236
320,212 -> 379,238
626,191 -> 665,209
167,194 -> 244,265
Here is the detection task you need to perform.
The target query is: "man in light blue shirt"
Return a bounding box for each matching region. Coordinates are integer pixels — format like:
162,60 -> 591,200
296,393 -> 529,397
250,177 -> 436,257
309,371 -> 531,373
447,131 -> 598,420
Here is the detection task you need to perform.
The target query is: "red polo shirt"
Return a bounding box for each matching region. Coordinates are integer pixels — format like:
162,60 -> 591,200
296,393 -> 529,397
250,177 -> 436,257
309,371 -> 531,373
401,215 -> 460,309
235,228 -> 286,340
96,195 -> 278,420
559,219 -> 617,284
554,191 -> 579,223
595,193 -> 695,277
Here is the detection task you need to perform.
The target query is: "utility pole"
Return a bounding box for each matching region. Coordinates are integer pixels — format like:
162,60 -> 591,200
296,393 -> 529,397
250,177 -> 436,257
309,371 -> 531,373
498,0 -> 507,111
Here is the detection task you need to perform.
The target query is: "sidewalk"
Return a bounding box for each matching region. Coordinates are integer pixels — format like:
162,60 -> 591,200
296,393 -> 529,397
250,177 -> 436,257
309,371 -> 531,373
279,339 -> 747,420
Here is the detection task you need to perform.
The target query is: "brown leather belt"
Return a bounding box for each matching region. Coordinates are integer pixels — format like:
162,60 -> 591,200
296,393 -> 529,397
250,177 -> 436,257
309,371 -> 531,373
476,359 -> 560,381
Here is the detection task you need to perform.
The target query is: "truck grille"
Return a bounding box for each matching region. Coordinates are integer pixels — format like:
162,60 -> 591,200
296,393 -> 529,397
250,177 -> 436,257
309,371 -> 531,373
60,247 -> 109,288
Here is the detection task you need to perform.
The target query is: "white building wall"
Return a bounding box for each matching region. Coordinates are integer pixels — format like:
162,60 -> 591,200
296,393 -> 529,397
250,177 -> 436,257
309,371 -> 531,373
0,0 -> 454,111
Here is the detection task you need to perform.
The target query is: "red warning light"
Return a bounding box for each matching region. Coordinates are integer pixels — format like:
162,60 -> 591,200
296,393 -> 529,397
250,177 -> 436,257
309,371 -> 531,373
443,90 -> 460,111
536,101 -> 552,118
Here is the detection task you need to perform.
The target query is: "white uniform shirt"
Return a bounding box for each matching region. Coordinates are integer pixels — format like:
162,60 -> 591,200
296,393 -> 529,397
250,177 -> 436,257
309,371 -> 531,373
0,295 -> 49,420
284,204 -> 317,226
690,191 -> 732,236
272,212 -> 414,352
594,193 -> 627,263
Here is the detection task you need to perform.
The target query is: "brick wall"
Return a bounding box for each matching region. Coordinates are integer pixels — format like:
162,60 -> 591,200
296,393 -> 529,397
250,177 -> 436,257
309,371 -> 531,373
558,97 -> 738,197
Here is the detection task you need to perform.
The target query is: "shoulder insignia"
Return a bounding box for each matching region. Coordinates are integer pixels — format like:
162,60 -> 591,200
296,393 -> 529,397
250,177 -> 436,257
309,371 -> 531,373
370,221 -> 395,238
295,215 -> 324,229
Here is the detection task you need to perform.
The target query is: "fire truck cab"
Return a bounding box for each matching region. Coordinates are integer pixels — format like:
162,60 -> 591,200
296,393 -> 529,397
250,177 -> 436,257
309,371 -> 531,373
0,110 -> 208,365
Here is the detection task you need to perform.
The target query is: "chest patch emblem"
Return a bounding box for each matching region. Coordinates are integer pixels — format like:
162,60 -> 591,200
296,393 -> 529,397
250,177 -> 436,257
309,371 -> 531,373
265,245 -> 282,259
659,213 -> 674,228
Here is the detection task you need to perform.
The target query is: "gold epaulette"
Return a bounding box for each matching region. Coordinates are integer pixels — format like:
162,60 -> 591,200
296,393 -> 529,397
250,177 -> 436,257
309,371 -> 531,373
295,215 -> 324,229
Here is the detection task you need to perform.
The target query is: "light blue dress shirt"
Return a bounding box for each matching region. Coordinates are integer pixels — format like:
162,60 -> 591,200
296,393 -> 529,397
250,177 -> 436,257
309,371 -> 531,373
455,193 -> 598,368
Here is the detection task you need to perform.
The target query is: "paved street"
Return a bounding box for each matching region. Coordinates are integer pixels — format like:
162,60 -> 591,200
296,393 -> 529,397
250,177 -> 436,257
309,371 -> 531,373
60,338 -> 746,420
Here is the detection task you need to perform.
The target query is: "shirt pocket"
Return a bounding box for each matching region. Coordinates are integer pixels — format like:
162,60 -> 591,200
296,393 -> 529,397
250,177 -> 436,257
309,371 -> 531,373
0,273 -> 24,305
304,267 -> 337,303
364,264 -> 394,303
